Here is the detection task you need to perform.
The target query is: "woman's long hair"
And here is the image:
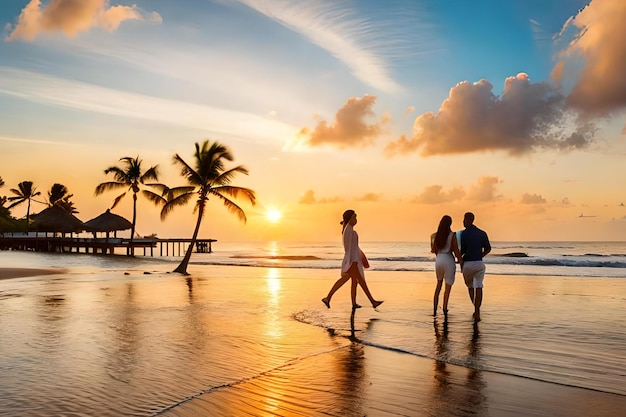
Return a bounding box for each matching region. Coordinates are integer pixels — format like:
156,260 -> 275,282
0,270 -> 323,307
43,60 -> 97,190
434,215 -> 452,251
341,209 -> 355,234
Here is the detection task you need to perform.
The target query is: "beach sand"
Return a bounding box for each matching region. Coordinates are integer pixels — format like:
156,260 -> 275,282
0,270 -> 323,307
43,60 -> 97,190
161,344 -> 626,417
0,267 -> 67,280
1,253 -> 625,416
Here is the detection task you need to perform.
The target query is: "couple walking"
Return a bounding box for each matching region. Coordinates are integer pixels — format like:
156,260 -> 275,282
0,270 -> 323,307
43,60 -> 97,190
431,212 -> 491,322
322,209 -> 384,310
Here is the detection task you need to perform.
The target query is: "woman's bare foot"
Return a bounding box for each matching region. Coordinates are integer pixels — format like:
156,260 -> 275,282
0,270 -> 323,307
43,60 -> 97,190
352,304 -> 362,309
372,300 -> 384,309
321,298 -> 330,308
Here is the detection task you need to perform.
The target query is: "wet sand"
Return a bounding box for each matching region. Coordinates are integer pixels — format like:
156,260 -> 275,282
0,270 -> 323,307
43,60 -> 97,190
1,255 -> 625,416
160,343 -> 626,417
0,267 -> 67,280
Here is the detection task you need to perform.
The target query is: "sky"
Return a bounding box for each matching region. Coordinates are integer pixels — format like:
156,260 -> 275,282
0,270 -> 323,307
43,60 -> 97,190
1,0 -> 626,243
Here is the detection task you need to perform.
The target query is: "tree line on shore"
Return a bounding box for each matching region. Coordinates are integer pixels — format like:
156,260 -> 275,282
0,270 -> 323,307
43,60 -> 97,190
0,140 -> 256,274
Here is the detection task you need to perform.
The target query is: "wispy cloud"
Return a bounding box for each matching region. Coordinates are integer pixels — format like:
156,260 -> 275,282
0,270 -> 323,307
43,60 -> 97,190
298,189 -> 342,204
0,135 -> 72,146
234,0 -> 402,93
528,19 -> 552,42
0,67 -> 296,143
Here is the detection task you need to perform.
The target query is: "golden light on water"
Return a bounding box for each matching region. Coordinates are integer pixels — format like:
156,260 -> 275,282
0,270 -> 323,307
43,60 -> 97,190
266,268 -> 281,301
265,268 -> 282,338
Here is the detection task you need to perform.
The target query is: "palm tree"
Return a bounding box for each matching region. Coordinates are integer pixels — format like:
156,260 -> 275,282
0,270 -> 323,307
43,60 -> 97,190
7,180 -> 42,233
161,140 -> 256,274
0,177 -> 4,211
47,183 -> 78,214
0,177 -> 10,226
95,156 -> 165,255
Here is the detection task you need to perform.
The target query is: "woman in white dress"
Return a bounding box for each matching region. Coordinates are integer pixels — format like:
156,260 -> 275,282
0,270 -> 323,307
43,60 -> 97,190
322,210 -> 383,310
430,215 -> 462,317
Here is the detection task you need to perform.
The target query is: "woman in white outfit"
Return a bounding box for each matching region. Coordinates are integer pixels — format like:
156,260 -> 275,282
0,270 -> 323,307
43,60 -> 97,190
430,215 -> 462,317
322,210 -> 384,310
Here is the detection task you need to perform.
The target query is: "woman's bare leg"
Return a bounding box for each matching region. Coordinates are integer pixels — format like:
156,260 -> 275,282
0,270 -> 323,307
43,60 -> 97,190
433,280 -> 443,315
322,274 -> 350,308
348,263 -> 383,308
443,283 -> 452,313
350,276 -> 360,308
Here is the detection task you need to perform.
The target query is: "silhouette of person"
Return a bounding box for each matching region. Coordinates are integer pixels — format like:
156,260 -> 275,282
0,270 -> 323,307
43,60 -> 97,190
322,210 -> 383,310
460,212 -> 491,322
431,215 -> 463,317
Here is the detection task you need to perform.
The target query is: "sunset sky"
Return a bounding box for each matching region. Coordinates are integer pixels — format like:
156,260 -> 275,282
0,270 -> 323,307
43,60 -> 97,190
1,0 -> 626,243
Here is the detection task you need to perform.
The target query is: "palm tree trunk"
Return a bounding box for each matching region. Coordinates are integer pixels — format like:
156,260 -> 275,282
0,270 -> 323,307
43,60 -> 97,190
26,199 -> 31,234
129,193 -> 137,256
174,202 -> 205,275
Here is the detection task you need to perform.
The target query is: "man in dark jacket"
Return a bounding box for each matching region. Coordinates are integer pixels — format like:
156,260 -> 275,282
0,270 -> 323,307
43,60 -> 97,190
460,212 -> 491,322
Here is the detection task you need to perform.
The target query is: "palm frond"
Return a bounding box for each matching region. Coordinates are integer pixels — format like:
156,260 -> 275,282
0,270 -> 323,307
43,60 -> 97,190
110,193 -> 127,210
173,154 -> 201,185
160,193 -> 194,219
205,141 -> 234,161
141,190 -> 167,206
164,186 -> 196,201
140,165 -> 160,183
210,186 -> 256,206
145,183 -> 169,196
103,166 -> 126,177
95,181 -> 127,195
6,199 -> 23,209
213,193 -> 247,223
214,165 -> 249,186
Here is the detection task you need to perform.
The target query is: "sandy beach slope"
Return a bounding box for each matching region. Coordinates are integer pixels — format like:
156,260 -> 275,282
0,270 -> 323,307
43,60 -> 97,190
0,267 -> 67,280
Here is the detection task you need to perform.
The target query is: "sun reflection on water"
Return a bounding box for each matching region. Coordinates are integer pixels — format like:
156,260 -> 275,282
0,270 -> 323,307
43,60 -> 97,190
265,268 -> 282,338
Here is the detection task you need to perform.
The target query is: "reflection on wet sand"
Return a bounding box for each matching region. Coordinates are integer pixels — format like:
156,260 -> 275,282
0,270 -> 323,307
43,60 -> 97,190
106,283 -> 140,383
433,316 -> 451,386
463,322 -> 487,415
425,317 -> 487,416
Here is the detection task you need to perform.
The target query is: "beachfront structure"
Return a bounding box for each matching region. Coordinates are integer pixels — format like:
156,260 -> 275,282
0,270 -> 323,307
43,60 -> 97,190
0,207 -> 216,256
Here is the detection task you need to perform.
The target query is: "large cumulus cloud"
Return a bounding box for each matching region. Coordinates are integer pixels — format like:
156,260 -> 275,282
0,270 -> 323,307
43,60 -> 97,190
385,73 -> 595,157
293,94 -> 388,149
6,0 -> 162,42
554,0 -> 626,117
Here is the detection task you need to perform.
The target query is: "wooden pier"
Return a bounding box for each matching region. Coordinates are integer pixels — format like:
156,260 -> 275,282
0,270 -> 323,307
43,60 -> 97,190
0,235 -> 217,257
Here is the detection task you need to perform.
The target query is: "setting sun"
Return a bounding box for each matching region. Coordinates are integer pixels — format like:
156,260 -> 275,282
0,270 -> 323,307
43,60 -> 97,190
266,209 -> 282,223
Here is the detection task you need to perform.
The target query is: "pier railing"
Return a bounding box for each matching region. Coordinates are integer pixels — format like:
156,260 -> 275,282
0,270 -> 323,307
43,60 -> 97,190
0,235 -> 216,257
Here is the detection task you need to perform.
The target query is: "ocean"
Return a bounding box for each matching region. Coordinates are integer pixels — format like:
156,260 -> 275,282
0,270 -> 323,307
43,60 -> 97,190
181,240 -> 626,278
1,241 -> 625,416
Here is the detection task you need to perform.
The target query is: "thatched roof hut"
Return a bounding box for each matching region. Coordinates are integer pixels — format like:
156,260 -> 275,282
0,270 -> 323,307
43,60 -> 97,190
85,209 -> 132,232
31,206 -> 86,234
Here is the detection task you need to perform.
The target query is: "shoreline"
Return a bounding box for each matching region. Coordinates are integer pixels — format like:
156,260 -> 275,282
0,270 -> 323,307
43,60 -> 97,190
0,267 -> 68,280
